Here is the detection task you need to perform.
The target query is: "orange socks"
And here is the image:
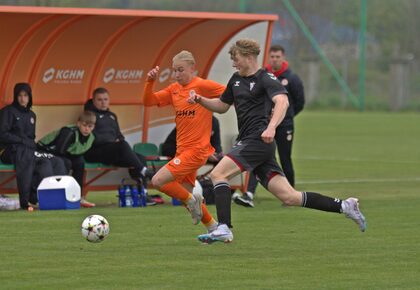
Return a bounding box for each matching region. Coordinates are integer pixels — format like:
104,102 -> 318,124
160,181 -> 190,201
201,203 -> 214,225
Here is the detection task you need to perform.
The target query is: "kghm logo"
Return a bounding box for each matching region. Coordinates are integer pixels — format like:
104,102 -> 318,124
103,68 -> 143,84
176,110 -> 195,118
42,68 -> 55,83
42,67 -> 85,84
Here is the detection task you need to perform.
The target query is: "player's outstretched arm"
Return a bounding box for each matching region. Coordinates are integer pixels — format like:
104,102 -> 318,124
187,93 -> 230,113
141,66 -> 161,106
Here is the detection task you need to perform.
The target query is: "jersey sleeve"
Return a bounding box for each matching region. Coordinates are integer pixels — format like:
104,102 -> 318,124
143,81 -> 173,107
263,72 -> 288,99
200,79 -> 226,99
220,77 -> 234,105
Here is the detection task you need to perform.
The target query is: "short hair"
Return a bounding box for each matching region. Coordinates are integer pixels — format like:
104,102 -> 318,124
78,110 -> 96,125
92,87 -> 109,98
269,45 -> 285,54
229,39 -> 260,58
172,50 -> 196,66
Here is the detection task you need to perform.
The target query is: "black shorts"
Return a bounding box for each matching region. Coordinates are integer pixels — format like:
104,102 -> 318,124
226,138 -> 284,188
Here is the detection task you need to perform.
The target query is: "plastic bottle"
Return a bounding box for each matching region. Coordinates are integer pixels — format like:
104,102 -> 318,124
131,184 -> 139,207
118,185 -> 126,207
139,185 -> 147,207
125,185 -> 133,207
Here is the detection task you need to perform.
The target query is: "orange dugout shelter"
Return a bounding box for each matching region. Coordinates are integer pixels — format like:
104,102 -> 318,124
0,6 -> 278,142
0,6 -> 277,194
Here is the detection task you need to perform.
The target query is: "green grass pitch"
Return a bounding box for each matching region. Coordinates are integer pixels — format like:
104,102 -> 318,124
1,111 -> 419,289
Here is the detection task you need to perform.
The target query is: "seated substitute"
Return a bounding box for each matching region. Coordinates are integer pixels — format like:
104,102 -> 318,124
0,83 -> 67,210
84,88 -> 153,206
37,111 -> 97,207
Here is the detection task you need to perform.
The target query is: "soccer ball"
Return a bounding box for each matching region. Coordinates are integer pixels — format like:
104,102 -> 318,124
81,215 -> 110,243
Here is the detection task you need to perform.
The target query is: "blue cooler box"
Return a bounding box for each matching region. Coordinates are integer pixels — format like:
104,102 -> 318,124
37,176 -> 81,210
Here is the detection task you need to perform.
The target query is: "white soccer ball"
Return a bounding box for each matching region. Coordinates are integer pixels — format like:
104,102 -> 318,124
81,215 -> 110,243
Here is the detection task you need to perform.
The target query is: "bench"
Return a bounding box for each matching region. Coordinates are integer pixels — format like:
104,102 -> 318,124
1,143 -> 249,195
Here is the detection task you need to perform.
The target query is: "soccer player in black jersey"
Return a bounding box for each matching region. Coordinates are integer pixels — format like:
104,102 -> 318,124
188,39 -> 366,244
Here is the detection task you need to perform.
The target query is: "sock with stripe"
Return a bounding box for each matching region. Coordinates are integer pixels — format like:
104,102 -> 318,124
301,191 -> 341,213
214,182 -> 233,228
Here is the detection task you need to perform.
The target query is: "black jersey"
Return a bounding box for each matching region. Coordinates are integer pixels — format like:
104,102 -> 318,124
220,69 -> 288,140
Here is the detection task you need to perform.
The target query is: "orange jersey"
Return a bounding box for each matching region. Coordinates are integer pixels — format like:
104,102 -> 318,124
144,77 -> 225,155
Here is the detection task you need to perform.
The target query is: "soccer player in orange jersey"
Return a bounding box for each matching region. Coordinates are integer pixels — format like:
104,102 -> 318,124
142,50 -> 225,232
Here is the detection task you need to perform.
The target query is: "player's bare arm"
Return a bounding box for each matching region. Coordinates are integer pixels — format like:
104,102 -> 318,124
261,94 -> 288,143
187,93 -> 230,113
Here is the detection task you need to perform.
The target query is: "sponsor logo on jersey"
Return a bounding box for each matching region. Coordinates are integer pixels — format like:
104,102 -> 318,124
234,81 -> 240,87
176,110 -> 195,118
30,117 -> 35,124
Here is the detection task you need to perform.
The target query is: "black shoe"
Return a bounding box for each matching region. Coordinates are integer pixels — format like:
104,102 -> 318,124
233,193 -> 254,208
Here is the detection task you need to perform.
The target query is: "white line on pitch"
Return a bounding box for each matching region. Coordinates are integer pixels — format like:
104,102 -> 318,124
297,177 -> 420,185
296,156 -> 420,164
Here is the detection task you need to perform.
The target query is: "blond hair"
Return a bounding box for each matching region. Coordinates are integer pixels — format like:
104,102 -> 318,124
229,39 -> 260,58
78,111 -> 96,125
172,50 -> 196,66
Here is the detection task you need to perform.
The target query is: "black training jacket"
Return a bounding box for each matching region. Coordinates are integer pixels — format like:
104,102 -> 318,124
272,68 -> 305,127
84,99 -> 124,147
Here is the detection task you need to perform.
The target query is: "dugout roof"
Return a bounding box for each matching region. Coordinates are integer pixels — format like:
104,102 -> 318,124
0,6 -> 277,107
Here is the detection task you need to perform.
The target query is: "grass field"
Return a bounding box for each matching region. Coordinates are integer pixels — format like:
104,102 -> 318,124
1,111 -> 420,290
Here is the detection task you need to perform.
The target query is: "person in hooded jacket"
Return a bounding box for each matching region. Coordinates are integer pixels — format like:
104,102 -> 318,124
83,87 -> 153,207
0,83 -> 67,210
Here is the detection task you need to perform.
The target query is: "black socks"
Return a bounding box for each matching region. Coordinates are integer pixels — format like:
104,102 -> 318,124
302,191 -> 342,213
214,182 -> 233,228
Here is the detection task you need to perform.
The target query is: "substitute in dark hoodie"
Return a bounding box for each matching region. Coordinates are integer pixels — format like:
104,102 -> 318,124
84,87 -> 152,184
0,83 -> 67,209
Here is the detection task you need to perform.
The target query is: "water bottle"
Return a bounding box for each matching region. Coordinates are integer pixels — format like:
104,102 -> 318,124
131,185 -> 140,207
118,185 -> 126,207
125,185 -> 133,207
172,198 -> 182,206
139,185 -> 147,207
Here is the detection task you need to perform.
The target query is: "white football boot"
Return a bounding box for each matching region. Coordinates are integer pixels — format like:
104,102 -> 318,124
342,198 -> 367,232
186,192 -> 203,225
198,224 -> 233,244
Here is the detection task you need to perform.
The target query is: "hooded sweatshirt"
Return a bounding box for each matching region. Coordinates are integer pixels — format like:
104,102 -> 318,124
0,83 -> 36,153
84,99 -> 124,147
